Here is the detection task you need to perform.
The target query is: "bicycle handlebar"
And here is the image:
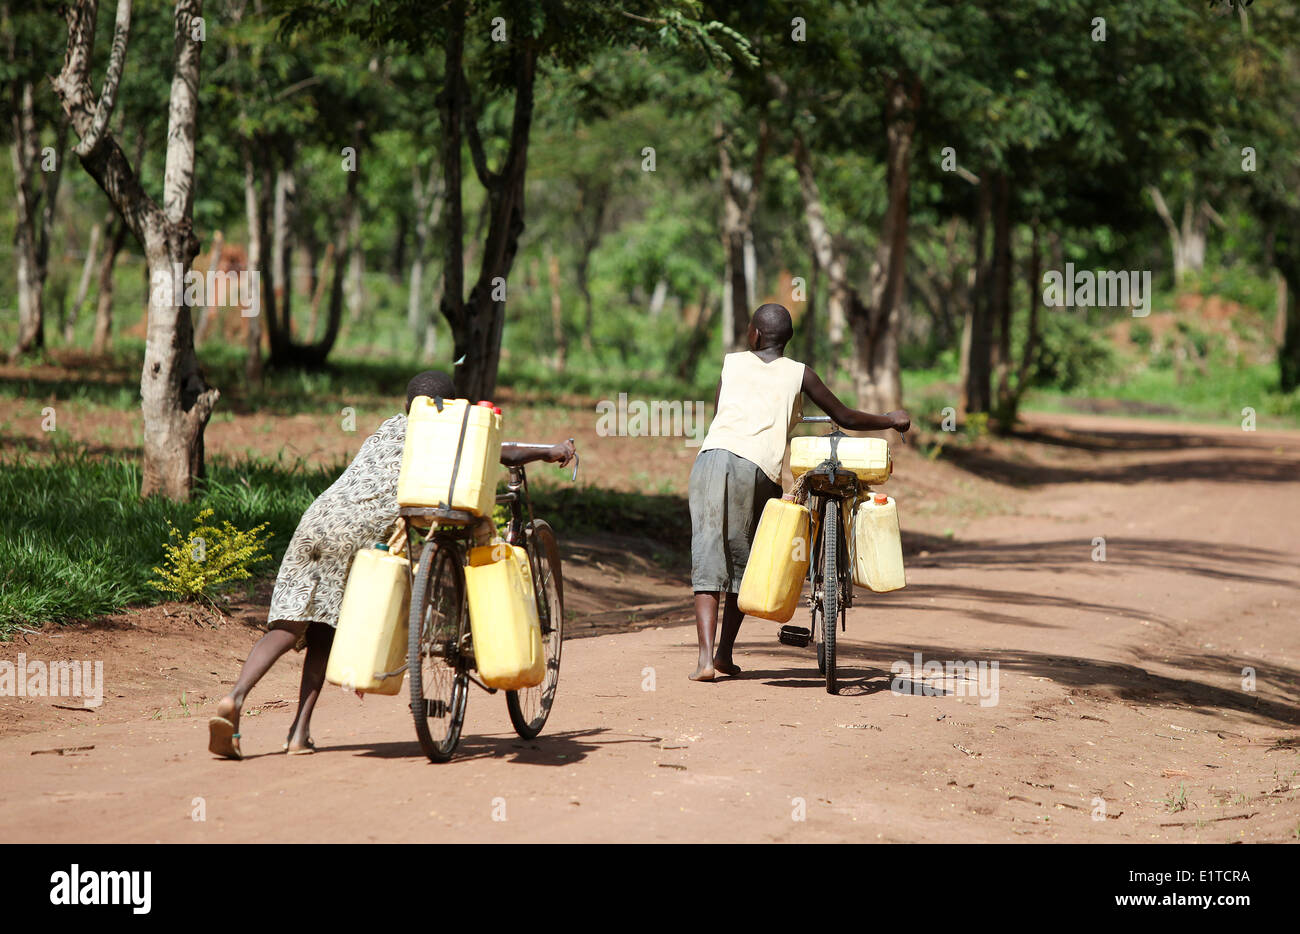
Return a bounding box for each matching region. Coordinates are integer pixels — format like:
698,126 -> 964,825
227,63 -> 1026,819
507,440 -> 580,482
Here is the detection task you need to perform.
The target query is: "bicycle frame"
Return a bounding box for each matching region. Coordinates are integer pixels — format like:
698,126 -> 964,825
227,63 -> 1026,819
496,464 -> 555,639
798,416 -> 861,629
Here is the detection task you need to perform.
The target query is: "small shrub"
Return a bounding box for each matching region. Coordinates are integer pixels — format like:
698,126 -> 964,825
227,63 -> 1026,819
963,411 -> 990,440
150,508 -> 273,603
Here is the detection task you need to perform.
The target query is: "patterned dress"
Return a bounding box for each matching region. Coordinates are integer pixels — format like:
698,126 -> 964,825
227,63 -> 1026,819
267,413 -> 407,643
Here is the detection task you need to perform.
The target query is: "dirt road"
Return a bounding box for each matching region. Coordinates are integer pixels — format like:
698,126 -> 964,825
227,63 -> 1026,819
2,414 -> 1298,842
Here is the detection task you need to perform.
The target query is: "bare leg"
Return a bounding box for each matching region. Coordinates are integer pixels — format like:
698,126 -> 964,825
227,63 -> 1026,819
690,591 -> 720,681
215,627 -> 299,733
713,593 -> 745,675
286,622 -> 334,751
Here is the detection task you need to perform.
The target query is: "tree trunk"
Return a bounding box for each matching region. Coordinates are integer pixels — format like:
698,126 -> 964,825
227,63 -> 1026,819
305,241 -> 332,343
803,248 -> 818,368
546,244 -> 566,372
996,219 -> 1042,426
92,215 -> 127,354
1278,222 -> 1300,392
648,278 -> 668,318
66,218 -> 104,344
675,287 -> 719,381
574,179 -> 607,352
345,192 -> 363,324
241,138 -> 263,384
55,0 -> 218,499
9,79 -> 67,358
408,162 -> 439,332
794,131 -> 853,376
963,179 -> 993,415
193,229 -> 224,345
850,76 -> 918,416
1281,277 -> 1300,393
1148,185 -> 1216,285
717,119 -> 767,353
990,172 -> 1013,415
270,158 -> 296,354
439,11 -> 537,401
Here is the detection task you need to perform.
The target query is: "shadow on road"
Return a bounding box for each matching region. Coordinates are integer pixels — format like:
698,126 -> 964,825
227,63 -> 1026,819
746,640 -> 1300,728
325,726 -> 661,766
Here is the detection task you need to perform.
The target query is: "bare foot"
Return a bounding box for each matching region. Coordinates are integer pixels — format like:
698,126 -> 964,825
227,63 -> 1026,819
713,657 -> 741,677
688,664 -> 717,682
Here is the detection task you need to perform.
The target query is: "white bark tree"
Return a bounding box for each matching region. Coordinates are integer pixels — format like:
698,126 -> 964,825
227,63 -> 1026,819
6,10 -> 69,360
53,0 -> 219,499
1147,184 -> 1226,284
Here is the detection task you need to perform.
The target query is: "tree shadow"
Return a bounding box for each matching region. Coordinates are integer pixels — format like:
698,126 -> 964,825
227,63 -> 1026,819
942,444 -> 1299,487
900,535 -> 1297,590
749,640 -> 1300,727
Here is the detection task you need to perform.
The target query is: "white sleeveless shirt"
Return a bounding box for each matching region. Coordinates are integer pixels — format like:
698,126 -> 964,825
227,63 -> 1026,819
699,352 -> 806,484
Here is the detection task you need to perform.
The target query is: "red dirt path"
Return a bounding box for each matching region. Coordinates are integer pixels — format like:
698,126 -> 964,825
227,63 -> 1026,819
1,413 -> 1297,842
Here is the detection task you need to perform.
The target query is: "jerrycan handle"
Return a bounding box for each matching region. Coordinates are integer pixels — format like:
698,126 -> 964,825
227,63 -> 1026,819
444,402 -> 473,508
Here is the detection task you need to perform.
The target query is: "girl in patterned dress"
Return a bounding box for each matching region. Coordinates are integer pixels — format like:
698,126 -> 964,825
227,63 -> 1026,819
208,371 -> 575,759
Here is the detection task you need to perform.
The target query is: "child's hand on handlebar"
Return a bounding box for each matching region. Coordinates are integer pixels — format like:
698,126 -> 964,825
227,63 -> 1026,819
547,440 -> 577,467
886,410 -> 911,434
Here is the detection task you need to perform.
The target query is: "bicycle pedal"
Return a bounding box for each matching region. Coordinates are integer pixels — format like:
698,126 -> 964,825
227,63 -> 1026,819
778,625 -> 812,647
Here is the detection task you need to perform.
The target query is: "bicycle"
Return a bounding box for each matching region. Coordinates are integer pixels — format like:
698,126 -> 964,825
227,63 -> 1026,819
777,415 -> 864,695
400,445 -> 578,762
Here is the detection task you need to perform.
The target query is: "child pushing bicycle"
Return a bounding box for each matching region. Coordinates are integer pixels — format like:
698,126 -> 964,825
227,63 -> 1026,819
688,304 -> 910,682
208,370 -> 575,760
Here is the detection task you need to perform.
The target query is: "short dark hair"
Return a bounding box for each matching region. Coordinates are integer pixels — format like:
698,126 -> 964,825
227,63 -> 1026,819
405,370 -> 458,411
752,303 -> 793,346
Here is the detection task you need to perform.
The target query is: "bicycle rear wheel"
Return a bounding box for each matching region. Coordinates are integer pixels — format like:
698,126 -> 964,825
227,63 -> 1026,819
822,500 -> 839,695
507,520 -> 564,738
409,541 -> 470,762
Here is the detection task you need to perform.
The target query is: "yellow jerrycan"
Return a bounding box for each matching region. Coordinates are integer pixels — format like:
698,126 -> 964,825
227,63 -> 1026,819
326,544 -> 412,695
397,397 -> 502,517
853,494 -> 906,592
464,543 -> 545,691
790,434 -> 891,484
738,496 -> 811,623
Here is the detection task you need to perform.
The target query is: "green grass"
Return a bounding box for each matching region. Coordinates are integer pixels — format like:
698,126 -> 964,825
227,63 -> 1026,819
0,449 -> 692,634
1025,359 -> 1300,428
528,476 -> 690,542
0,452 -> 336,634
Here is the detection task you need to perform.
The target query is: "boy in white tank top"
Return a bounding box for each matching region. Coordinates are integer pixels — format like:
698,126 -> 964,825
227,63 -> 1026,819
688,304 -> 911,681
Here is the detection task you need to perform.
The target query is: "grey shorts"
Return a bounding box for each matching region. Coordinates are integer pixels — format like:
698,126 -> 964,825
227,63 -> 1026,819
689,449 -> 782,593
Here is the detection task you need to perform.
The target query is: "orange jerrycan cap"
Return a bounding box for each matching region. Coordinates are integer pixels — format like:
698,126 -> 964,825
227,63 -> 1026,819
874,493 -> 888,505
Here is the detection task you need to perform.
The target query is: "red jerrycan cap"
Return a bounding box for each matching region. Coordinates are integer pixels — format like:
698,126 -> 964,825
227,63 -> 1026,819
492,406 -> 502,415
874,493 -> 888,505
476,400 -> 493,408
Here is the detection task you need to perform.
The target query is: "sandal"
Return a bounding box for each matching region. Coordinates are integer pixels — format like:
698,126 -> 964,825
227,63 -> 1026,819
208,717 -> 243,760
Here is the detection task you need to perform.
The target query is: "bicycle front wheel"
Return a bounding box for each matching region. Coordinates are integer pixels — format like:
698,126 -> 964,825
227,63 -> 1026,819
822,500 -> 839,695
507,520 -> 564,738
409,541 -> 470,762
